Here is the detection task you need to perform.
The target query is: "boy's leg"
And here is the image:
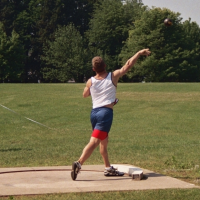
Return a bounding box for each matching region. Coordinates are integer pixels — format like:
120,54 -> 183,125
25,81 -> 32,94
78,137 -> 100,165
100,136 -> 123,176
71,137 -> 100,180
100,137 -> 110,167
100,137 -> 124,176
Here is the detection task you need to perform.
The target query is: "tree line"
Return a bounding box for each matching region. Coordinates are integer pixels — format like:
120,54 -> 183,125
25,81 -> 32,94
0,0 -> 200,83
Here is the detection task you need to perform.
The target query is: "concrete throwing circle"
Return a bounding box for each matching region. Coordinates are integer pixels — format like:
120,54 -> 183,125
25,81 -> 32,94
0,165 -> 198,196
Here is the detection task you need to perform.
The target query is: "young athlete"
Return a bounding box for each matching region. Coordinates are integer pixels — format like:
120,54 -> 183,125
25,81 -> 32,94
71,49 -> 151,180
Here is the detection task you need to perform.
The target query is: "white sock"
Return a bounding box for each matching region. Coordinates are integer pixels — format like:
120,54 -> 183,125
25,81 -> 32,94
77,161 -> 82,168
105,166 -> 111,170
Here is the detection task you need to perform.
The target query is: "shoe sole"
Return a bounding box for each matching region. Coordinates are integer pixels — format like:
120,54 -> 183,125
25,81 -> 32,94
104,172 -> 124,176
71,162 -> 79,181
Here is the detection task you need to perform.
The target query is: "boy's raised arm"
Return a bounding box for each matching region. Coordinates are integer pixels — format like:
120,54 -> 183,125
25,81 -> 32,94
113,49 -> 151,79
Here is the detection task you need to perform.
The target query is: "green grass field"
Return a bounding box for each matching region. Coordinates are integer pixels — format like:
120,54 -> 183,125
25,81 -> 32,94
0,83 -> 200,199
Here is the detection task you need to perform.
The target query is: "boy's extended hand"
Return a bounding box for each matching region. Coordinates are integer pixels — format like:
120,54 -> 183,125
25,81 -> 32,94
139,49 -> 151,56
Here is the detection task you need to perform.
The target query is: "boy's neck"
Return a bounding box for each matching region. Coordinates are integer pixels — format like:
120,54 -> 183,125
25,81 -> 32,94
95,70 -> 108,79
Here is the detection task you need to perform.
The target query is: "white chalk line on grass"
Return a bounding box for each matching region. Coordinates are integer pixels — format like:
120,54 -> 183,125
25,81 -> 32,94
0,104 -> 54,130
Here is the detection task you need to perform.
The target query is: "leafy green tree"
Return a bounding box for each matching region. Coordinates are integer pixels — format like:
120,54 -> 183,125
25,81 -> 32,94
0,23 -> 25,82
0,0 -> 41,82
42,24 -> 88,82
120,7 -> 200,82
0,0 -> 100,82
0,0 -> 27,35
86,0 -> 145,72
28,0 -> 102,82
177,19 -> 200,81
183,18 -> 200,44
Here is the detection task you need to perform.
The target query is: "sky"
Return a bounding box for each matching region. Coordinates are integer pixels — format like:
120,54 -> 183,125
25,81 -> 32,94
142,0 -> 200,25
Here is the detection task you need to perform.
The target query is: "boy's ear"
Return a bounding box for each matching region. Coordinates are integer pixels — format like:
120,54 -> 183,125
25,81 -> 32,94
92,67 -> 95,71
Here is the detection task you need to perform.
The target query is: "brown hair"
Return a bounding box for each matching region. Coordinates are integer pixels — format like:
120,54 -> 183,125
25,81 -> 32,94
92,56 -> 106,73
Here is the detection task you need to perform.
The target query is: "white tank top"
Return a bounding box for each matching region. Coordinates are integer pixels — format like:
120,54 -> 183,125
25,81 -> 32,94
90,72 -> 116,109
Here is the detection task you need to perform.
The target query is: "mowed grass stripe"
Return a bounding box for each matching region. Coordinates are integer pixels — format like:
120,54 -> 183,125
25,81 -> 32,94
1,189 -> 199,200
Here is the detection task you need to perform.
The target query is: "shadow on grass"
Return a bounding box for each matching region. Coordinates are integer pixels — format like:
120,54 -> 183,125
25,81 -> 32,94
76,173 -> 166,182
0,148 -> 32,152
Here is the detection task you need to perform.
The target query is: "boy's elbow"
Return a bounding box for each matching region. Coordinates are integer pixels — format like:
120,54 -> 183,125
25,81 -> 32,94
83,86 -> 91,98
83,92 -> 90,98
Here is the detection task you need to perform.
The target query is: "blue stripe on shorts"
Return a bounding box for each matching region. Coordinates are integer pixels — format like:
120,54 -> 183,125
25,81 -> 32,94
90,107 -> 113,133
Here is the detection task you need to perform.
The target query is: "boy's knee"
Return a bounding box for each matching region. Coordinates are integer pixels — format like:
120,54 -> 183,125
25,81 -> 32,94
100,146 -> 108,155
88,139 -> 100,149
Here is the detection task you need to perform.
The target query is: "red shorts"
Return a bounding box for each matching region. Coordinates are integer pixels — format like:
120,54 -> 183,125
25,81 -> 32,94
91,129 -> 108,140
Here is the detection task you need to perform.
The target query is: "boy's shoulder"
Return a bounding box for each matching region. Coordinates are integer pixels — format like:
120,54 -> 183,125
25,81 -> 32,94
86,78 -> 92,88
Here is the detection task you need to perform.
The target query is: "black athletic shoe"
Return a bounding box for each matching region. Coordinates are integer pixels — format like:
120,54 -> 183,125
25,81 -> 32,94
104,166 -> 124,176
71,161 -> 81,180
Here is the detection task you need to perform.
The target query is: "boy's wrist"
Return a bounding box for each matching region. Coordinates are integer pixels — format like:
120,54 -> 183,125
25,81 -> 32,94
137,51 -> 142,56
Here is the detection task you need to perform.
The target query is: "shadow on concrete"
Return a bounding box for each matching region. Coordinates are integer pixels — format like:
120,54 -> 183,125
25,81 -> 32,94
145,173 -> 165,178
77,177 -> 131,182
